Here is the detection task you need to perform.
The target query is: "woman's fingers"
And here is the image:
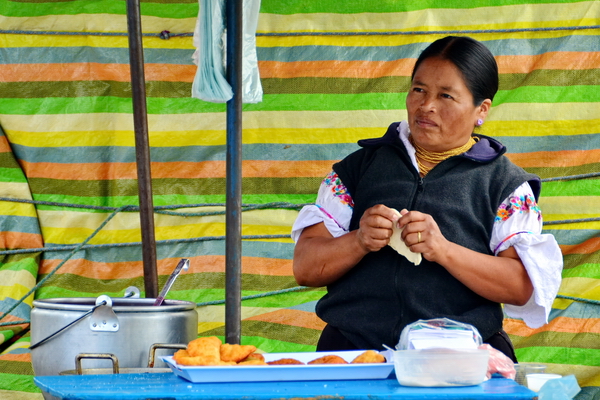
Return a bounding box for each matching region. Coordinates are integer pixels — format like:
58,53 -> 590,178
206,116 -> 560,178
357,205 -> 398,252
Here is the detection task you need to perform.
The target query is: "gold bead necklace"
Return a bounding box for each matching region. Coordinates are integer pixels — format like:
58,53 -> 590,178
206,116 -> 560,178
410,136 -> 477,176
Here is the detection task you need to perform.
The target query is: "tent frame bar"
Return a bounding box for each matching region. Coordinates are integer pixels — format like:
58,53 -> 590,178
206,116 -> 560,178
225,0 -> 243,345
126,0 -> 159,299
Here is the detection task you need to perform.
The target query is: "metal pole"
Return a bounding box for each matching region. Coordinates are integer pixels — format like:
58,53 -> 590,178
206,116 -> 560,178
126,0 -> 159,298
225,0 -> 243,344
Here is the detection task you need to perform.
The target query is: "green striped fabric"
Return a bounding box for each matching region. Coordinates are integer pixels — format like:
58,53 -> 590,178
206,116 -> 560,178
0,0 -> 599,398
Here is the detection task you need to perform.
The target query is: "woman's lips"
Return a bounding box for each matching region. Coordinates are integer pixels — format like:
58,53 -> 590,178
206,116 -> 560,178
416,118 -> 438,128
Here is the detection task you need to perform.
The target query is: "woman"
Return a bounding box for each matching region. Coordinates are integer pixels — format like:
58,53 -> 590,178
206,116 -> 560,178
291,36 -> 562,361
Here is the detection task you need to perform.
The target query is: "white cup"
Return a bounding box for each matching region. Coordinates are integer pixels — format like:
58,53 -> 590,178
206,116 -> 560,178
526,373 -> 562,391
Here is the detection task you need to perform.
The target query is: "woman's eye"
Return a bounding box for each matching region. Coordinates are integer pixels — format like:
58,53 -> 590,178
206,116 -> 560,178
441,93 -> 453,99
412,87 -> 424,93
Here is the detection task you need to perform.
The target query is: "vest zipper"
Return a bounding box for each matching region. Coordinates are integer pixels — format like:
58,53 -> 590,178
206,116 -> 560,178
410,176 -> 424,210
392,176 -> 423,346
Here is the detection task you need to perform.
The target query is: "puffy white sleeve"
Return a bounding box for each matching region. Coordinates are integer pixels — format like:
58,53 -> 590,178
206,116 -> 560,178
490,182 -> 563,328
291,171 -> 354,242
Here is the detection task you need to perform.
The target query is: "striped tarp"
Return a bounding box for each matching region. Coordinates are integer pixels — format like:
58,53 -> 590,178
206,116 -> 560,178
0,0 -> 598,399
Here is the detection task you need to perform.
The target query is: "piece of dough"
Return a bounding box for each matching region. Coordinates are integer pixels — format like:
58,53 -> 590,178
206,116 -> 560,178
389,210 -> 422,265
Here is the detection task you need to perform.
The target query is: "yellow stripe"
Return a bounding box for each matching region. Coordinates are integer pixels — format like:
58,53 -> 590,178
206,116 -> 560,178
7,129 -> 224,147
38,208 -> 225,229
38,209 -> 297,243
0,33 -> 193,50
0,15 -> 196,38
242,224 -> 293,236
7,130 -> 136,147
150,110 -> 399,132
0,282 -> 33,302
41,227 -> 292,246
41,223 -> 228,245
0,201 -> 38,218
0,269 -> 36,289
197,322 -> 225,333
242,209 -> 298,227
156,223 -> 227,241
542,219 -> 600,230
2,113 -> 133,135
552,297 -> 572,311
488,103 -> 597,122
539,197 -> 600,217
0,182 -> 34,201
257,33 -> 442,48
2,104 -> 595,139
257,27 -> 600,47
6,126 -> 380,147
1,113 -> 228,135
41,226 -> 140,244
560,277 -> 600,300
0,110 -> 401,135
242,127 -> 383,145
489,120 -> 600,137
5,118 -> 600,148
196,305 -> 280,323
0,390 -> 44,400
257,2 -> 599,34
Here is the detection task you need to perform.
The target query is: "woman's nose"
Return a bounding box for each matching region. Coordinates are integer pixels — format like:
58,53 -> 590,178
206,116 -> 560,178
419,96 -> 435,111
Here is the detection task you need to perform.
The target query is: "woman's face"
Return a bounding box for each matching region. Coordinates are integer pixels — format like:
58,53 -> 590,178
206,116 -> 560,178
406,57 -> 491,152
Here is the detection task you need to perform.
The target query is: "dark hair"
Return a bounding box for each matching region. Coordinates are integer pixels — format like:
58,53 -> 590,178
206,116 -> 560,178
411,36 -> 499,105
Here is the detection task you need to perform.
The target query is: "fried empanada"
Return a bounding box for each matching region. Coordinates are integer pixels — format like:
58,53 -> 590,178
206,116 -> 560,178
173,348 -> 236,366
267,358 -> 305,365
172,349 -> 191,364
183,336 -> 222,365
240,352 -> 265,363
351,350 -> 386,364
220,343 -> 257,362
236,359 -> 268,365
307,355 -> 348,365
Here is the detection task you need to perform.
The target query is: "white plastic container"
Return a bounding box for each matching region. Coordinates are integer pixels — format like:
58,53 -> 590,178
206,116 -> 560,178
393,348 -> 489,387
527,373 -> 562,391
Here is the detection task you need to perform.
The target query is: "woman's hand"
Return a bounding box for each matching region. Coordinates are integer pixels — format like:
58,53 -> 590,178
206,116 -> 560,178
396,209 -> 533,306
397,209 -> 451,264
356,204 -> 401,252
293,204 -> 399,287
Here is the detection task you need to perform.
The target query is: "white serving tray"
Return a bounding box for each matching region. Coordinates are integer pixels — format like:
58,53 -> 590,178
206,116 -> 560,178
162,350 -> 394,383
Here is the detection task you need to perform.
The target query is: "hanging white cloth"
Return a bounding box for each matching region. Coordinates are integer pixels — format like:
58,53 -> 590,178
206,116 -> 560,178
192,0 -> 263,103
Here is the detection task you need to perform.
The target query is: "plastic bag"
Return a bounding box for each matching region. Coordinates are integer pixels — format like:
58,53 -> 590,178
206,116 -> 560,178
397,318 -> 483,350
479,343 -> 516,379
192,0 -> 263,103
538,375 -> 580,400
239,0 -> 262,103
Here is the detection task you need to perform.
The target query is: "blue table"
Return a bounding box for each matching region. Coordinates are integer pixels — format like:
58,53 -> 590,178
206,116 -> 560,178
35,373 -> 537,400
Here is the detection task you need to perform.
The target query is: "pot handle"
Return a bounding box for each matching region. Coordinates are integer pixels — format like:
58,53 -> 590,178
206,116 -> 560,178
89,295 -> 119,332
147,343 -> 187,368
75,353 -> 119,375
123,286 -> 140,299
29,297 -> 110,350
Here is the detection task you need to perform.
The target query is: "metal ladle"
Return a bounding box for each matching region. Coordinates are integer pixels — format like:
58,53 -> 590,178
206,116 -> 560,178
153,258 -> 190,306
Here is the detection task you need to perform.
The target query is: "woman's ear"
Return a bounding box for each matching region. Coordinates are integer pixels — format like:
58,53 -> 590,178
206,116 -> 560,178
478,99 -> 492,120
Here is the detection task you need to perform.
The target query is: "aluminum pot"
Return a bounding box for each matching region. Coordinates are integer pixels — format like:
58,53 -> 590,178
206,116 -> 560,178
30,296 -> 197,399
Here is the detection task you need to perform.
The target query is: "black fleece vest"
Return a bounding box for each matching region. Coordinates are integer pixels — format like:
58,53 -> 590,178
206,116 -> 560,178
315,122 -> 541,350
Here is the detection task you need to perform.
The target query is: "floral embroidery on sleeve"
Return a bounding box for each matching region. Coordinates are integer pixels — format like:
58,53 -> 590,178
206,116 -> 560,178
323,171 -> 354,208
495,193 -> 541,222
